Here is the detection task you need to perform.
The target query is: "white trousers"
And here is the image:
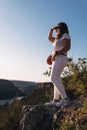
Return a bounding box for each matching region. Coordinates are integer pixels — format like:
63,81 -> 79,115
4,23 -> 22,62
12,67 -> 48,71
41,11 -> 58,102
51,55 -> 68,100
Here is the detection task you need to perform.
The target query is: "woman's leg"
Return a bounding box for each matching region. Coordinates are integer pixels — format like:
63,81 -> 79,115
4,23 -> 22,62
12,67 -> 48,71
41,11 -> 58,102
53,85 -> 60,100
51,55 -> 68,99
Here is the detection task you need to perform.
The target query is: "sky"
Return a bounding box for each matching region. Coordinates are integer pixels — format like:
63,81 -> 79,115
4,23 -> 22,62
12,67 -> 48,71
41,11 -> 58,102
0,0 -> 87,82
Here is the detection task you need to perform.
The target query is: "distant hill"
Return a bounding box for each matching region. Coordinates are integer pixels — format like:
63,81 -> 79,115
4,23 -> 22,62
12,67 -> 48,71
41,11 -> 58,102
11,80 -> 36,95
0,79 -> 25,100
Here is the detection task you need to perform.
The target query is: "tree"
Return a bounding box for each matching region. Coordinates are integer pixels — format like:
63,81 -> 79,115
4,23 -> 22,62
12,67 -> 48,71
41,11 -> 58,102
43,57 -> 87,77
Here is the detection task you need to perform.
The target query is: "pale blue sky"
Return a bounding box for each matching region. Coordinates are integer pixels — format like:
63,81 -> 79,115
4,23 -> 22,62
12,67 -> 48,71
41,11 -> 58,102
0,0 -> 87,82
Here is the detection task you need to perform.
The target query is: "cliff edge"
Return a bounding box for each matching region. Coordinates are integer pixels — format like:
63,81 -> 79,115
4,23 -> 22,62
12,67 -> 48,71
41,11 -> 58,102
20,96 -> 87,130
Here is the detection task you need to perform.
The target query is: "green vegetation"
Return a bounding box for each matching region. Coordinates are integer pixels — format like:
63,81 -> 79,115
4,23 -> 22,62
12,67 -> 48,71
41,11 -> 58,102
0,100 -> 22,130
55,97 -> 87,130
0,57 -> 87,130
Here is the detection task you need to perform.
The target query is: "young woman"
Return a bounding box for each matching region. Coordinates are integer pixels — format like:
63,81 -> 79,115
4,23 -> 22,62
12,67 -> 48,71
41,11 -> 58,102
45,22 -> 71,107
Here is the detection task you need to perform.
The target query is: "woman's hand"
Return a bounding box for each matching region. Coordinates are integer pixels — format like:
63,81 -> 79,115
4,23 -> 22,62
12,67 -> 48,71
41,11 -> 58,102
48,25 -> 59,43
51,25 -> 58,30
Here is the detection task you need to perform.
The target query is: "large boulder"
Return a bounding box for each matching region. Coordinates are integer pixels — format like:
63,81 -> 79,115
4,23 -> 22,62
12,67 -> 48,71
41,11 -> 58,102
20,105 -> 57,130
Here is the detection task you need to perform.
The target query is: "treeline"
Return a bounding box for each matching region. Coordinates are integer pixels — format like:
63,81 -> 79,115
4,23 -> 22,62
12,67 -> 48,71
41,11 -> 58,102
0,57 -> 87,130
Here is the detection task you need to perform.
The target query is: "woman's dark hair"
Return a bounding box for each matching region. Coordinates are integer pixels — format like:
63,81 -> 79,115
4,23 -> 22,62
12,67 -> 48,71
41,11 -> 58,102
57,22 -> 69,39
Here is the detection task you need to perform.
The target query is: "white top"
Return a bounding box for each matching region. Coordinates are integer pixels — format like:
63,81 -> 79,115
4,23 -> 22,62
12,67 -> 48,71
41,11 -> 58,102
52,33 -> 71,55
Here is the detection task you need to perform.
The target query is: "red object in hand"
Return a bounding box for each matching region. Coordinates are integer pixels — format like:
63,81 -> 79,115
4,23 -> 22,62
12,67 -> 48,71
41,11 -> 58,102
47,55 -> 52,65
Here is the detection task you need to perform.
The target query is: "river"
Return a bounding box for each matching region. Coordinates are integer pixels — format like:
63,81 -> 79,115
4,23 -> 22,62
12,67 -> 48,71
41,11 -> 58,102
0,97 -> 24,106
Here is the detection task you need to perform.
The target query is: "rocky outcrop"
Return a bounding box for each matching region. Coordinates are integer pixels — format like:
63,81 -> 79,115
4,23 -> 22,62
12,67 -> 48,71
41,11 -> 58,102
20,105 -> 57,130
20,98 -> 85,130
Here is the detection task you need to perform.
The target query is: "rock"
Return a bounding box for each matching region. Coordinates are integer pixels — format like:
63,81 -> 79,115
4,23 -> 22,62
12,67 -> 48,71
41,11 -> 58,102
20,99 -> 84,130
20,105 -> 58,130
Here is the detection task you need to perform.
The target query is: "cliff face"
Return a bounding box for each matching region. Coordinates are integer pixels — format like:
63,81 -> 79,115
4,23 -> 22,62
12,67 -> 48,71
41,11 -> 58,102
0,79 -> 25,99
11,80 -> 36,95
